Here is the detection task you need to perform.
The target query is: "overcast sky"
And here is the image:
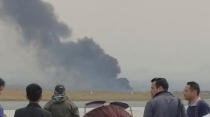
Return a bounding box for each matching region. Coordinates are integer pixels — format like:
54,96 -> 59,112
40,0 -> 210,90
1,0 -> 210,90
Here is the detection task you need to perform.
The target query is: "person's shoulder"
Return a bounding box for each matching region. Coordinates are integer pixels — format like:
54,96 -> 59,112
146,99 -> 153,106
198,100 -> 209,107
42,108 -> 51,114
155,92 -> 175,99
36,108 -> 51,116
149,96 -> 165,106
66,99 -> 75,105
14,108 -> 26,117
197,100 -> 210,111
152,94 -> 165,101
15,107 -> 27,114
151,92 -> 177,104
40,108 -> 51,117
44,100 -> 54,107
66,99 -> 78,108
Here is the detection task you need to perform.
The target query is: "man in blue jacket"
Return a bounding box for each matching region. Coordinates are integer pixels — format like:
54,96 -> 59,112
0,78 -> 5,117
184,81 -> 210,117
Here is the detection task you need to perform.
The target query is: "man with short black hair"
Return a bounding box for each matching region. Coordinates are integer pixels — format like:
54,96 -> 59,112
144,78 -> 187,117
184,81 -> 210,117
0,78 -> 5,117
44,84 -> 79,117
150,78 -> 169,97
14,83 -> 52,117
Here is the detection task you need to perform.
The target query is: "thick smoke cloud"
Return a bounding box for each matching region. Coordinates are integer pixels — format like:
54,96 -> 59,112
0,0 -> 132,90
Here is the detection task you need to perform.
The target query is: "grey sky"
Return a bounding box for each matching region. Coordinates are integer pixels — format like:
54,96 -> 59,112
1,0 -> 210,90
41,0 -> 210,90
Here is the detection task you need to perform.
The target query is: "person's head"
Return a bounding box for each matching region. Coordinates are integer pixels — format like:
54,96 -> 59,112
150,78 -> 169,97
0,78 -> 5,95
54,84 -> 65,95
26,83 -> 42,102
184,81 -> 200,101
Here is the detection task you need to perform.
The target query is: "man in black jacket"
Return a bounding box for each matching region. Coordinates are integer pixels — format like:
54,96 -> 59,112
14,83 -> 52,117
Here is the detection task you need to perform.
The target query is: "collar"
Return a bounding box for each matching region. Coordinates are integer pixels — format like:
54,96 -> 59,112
189,97 -> 201,107
27,103 -> 41,108
153,91 -> 171,98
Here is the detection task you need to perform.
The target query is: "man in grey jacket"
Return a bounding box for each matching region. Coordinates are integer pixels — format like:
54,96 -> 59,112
143,78 -> 187,117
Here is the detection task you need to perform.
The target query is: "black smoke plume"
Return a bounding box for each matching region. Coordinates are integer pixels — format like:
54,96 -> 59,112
0,0 -> 132,91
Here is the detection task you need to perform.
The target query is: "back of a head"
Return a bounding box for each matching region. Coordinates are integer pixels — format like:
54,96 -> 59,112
26,83 -> 42,102
0,78 -> 5,88
54,84 -> 65,95
187,81 -> 200,95
151,77 -> 169,91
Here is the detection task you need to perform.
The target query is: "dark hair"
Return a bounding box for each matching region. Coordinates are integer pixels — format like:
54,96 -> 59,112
26,83 -> 42,102
187,81 -> 200,95
151,78 -> 169,91
0,78 -> 5,87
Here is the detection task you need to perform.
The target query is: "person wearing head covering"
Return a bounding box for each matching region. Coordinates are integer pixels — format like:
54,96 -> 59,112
44,85 -> 79,117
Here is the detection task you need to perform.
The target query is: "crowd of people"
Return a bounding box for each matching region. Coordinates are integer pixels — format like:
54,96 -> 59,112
0,78 -> 79,117
0,77 -> 210,117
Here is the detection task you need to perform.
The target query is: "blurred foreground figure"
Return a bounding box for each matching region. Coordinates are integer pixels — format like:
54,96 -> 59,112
84,101 -> 132,117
